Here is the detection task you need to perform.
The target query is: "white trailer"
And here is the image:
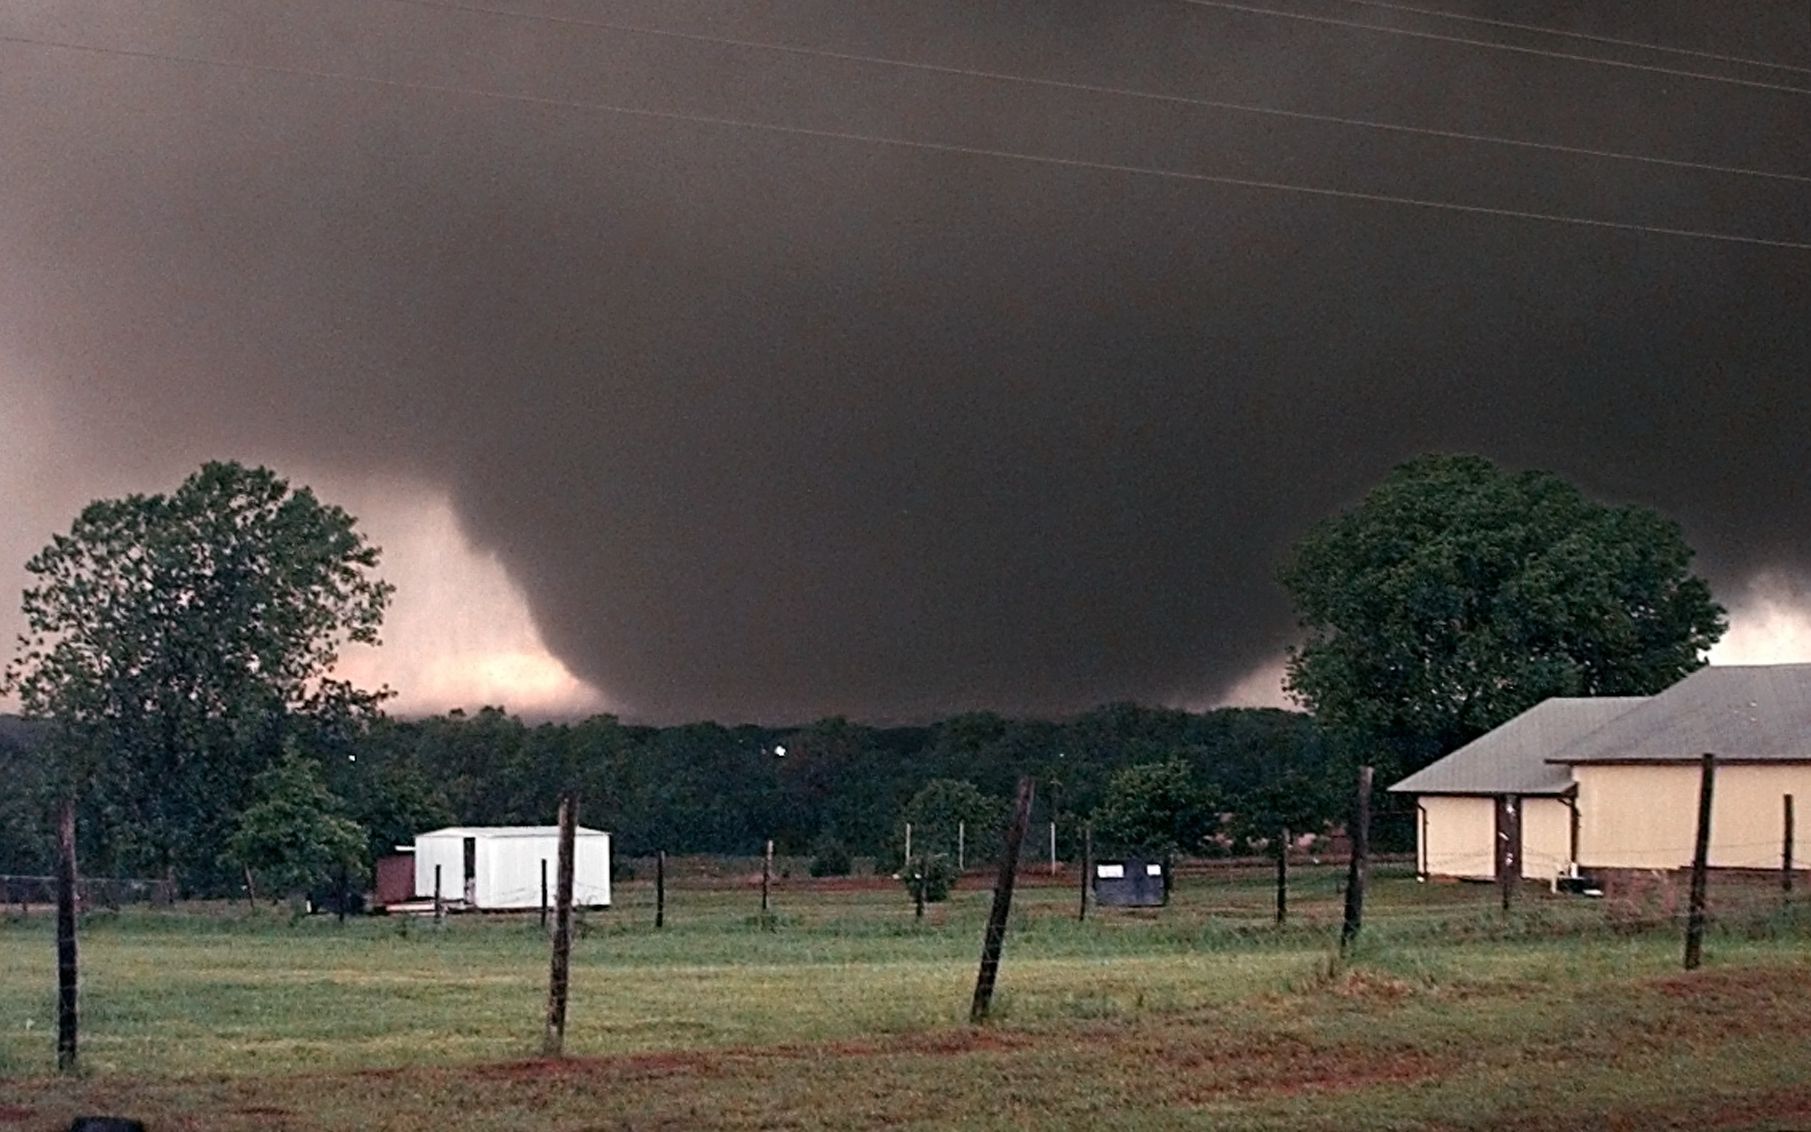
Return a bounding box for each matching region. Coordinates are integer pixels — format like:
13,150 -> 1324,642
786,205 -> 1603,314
413,826 -> 611,910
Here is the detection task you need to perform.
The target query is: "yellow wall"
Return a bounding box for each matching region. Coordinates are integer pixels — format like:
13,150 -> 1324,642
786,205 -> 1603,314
1416,794 -> 1576,880
1520,796 -> 1573,880
1575,763 -> 1811,870
1419,795 -> 1496,879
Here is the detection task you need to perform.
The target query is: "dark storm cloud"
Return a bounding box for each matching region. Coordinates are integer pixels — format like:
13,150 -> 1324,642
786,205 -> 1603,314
3,0 -> 1809,722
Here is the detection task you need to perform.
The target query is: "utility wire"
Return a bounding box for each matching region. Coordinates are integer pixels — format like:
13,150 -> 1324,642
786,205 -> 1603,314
375,0 -> 1811,186
1173,0 -> 1811,98
1332,0 -> 1811,78
4,31 -> 1809,252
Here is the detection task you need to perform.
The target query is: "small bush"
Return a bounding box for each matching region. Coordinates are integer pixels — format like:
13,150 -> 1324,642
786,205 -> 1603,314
809,836 -> 853,877
901,853 -> 959,904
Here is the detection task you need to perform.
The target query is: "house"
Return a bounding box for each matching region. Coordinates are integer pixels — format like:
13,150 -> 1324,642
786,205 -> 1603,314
1391,664 -> 1811,884
1389,697 -> 1645,881
1558,664 -> 1811,874
412,826 -> 612,910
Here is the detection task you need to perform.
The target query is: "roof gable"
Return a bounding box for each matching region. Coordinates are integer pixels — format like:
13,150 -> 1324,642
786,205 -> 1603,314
1389,696 -> 1646,795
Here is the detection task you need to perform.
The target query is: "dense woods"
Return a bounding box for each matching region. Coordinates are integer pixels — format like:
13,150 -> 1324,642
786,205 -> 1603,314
0,703 -> 1340,889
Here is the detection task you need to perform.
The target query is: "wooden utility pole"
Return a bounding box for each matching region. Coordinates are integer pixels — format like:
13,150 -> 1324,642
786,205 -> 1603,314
1340,766 -> 1373,953
543,795 -> 578,1056
761,838 -> 773,927
1274,827 -> 1289,926
540,859 -> 549,931
55,797 -> 78,1074
1683,753 -> 1716,972
1078,822 -> 1092,923
655,850 -> 666,929
1784,795 -> 1795,897
970,776 -> 1035,1024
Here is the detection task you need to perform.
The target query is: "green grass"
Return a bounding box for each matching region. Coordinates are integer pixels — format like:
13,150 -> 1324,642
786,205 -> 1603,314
4,864 -> 1810,1129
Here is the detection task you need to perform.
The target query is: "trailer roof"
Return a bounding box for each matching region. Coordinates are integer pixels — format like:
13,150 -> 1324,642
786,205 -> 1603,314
417,826 -> 610,838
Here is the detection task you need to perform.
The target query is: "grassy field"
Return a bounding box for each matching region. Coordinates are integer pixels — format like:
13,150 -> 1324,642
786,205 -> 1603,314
4,862 -> 1811,1129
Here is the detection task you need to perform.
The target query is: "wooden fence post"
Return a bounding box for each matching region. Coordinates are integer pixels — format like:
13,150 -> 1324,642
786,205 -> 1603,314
1078,822 -> 1091,923
1275,826 -> 1289,926
1049,820 -> 1058,876
1683,753 -> 1716,972
337,864 -> 349,925
1784,795 -> 1795,897
433,865 -> 443,925
544,795 -> 578,1056
904,822 -> 912,866
914,855 -> 926,921
958,821 -> 965,873
540,858 -> 549,931
970,776 -> 1035,1024
655,849 -> 666,929
1340,766 -> 1373,953
55,797 -> 78,1074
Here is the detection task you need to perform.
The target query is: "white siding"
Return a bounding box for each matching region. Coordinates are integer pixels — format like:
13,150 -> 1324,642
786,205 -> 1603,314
1419,795 -> 1496,880
413,829 -> 612,908
413,833 -> 466,900
1576,763 -> 1811,870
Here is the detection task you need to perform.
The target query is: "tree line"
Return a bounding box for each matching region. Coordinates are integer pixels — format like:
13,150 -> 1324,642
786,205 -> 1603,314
3,454 -> 1725,903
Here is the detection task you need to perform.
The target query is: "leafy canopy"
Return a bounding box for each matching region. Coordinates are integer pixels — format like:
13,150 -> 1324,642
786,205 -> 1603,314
902,778 -> 1002,863
1281,454 -> 1724,777
1091,760 -> 1216,859
228,749 -> 369,898
2,461 -> 393,889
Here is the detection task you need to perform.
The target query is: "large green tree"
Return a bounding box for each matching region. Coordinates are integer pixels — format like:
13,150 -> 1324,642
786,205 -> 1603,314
227,748 -> 369,908
1281,454 -> 1725,778
1091,760 -> 1217,860
3,462 -> 393,891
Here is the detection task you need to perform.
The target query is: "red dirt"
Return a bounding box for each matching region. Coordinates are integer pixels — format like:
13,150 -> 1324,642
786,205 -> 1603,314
0,1107 -> 32,1125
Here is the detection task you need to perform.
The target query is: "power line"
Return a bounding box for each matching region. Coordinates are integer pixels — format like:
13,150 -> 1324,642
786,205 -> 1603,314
375,0 -> 1811,186
3,31 -> 1809,252
1173,0 -> 1811,98
1331,0 -> 1811,78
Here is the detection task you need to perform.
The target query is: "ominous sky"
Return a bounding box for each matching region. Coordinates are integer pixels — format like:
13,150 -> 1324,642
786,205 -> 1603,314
3,0 -> 1810,723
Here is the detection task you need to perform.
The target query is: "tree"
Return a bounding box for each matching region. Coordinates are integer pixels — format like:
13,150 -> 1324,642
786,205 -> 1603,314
902,779 -> 1002,867
1091,760 -> 1216,860
1281,454 -> 1724,779
228,749 -> 369,910
3,462 -> 393,891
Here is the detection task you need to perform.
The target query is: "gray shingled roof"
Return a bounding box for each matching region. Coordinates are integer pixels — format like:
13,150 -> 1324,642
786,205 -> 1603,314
1388,697 -> 1647,795
1554,664 -> 1811,763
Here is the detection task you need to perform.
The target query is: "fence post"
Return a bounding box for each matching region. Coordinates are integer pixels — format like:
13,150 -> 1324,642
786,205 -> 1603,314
540,858 -> 549,931
904,822 -> 912,866
1275,826 -> 1289,926
1049,820 -> 1058,876
958,821 -> 965,873
970,776 -> 1035,1024
1078,822 -> 1092,923
914,855 -> 926,921
1683,753 -> 1716,971
55,797 -> 79,1074
1340,766 -> 1374,953
543,795 -> 578,1056
1784,795 -> 1795,897
434,865 -> 443,925
338,864 -> 349,925
655,849 -> 666,929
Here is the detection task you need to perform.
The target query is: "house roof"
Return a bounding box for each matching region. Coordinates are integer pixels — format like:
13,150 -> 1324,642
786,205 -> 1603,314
1388,696 -> 1647,796
1553,664 -> 1811,764
418,826 -> 610,839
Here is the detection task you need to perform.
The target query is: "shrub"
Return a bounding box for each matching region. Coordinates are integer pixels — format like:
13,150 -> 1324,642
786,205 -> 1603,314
809,836 -> 853,877
901,853 -> 959,904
